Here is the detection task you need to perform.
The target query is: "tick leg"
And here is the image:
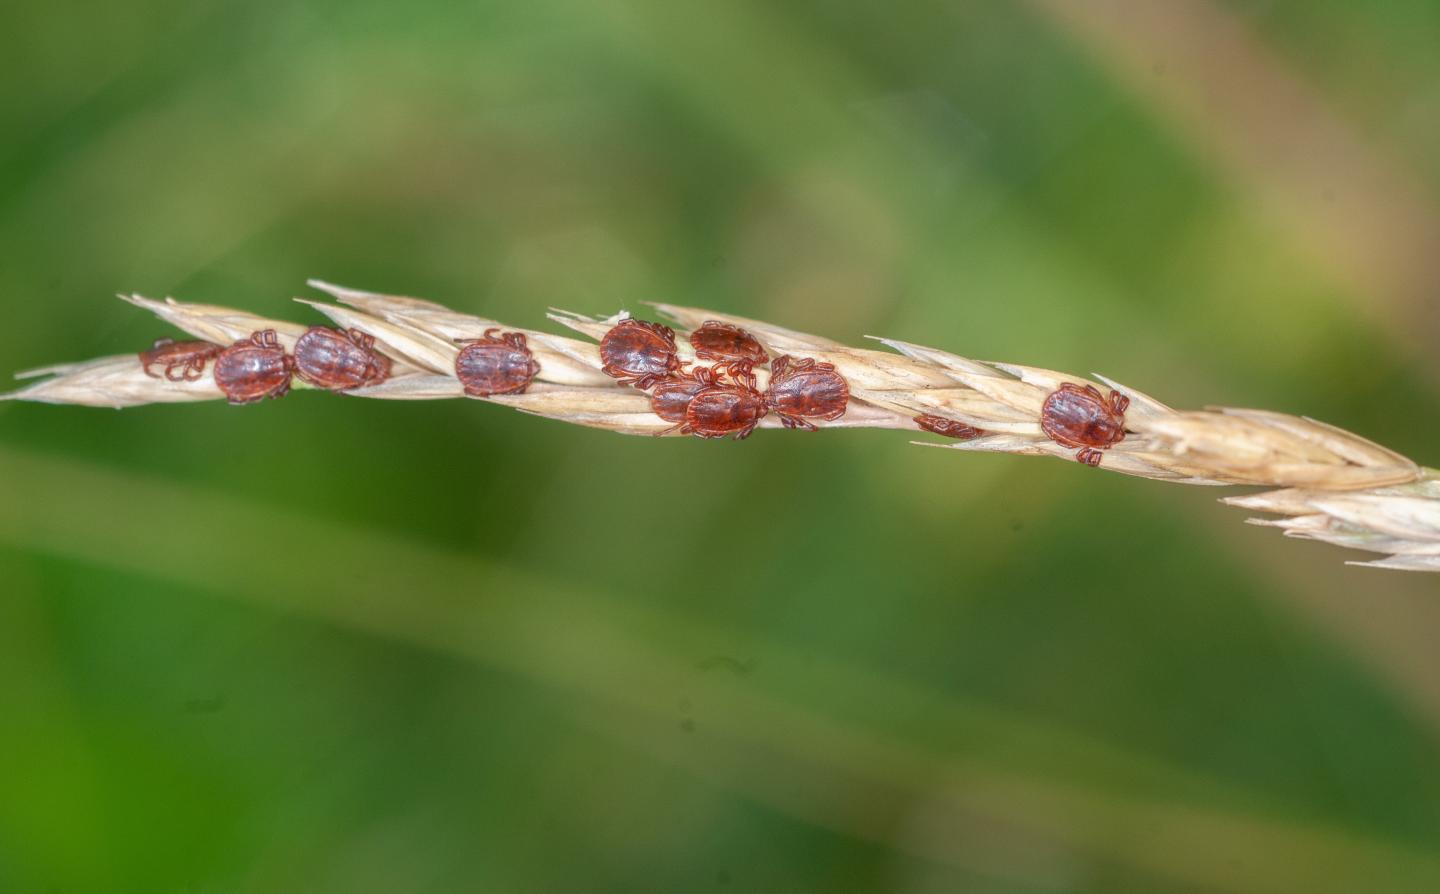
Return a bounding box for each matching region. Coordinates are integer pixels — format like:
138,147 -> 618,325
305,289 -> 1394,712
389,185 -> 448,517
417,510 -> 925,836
788,414 -> 815,431
604,365 -> 643,388
1110,392 -> 1130,414
1076,448 -> 1102,466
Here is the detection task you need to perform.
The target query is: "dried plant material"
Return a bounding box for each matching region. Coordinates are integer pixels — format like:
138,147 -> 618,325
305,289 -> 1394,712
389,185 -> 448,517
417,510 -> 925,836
492,386 -> 670,436
4,355 -> 224,408
343,373 -> 465,401
1224,474 -> 1440,571
1134,410 -> 1420,489
119,294 -> 309,350
5,281 -> 1433,571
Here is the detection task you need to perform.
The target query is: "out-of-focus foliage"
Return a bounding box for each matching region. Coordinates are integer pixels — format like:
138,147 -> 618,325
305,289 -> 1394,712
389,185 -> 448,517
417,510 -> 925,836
2,1 -> 1440,891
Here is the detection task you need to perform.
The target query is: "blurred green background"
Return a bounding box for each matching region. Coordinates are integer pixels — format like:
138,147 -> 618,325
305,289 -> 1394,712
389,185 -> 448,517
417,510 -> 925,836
4,1 -> 1440,891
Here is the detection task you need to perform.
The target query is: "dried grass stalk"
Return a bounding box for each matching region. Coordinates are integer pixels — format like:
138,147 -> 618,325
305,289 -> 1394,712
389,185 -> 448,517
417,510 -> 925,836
3,283 -> 1430,571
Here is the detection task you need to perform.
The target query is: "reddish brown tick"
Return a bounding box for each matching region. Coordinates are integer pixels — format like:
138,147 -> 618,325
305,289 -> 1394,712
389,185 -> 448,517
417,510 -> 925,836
293,327 -> 391,391
766,355 -> 849,431
455,329 -> 541,397
1040,382 -> 1129,466
600,318 -> 683,389
139,337 -> 222,382
214,330 -> 294,405
915,414 -> 985,440
680,361 -> 768,440
689,320 -> 768,368
650,366 -> 721,423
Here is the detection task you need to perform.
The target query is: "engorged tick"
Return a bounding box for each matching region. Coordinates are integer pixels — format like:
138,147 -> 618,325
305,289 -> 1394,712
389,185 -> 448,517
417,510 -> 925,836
689,320 -> 768,368
915,414 -> 985,440
765,354 -> 849,431
139,337 -> 222,382
599,318 -> 683,390
1039,382 -> 1129,466
455,329 -> 541,397
293,327 -> 391,391
676,362 -> 767,440
213,330 -> 295,405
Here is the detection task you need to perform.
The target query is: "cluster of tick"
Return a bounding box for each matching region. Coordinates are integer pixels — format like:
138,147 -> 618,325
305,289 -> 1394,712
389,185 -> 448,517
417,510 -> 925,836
139,327 -> 391,403
603,318 -> 853,439
450,317 -> 852,440
141,318 -> 1129,463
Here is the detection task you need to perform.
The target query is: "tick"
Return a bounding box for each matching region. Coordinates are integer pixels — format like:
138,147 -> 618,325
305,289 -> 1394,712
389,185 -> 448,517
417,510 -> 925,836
689,320 -> 768,368
139,337 -> 222,382
650,366 -> 721,423
1040,382 -> 1129,466
915,414 -> 985,440
681,362 -> 768,440
455,329 -> 541,396
293,327 -> 392,391
766,354 -> 849,431
213,330 -> 295,405
599,318 -> 683,389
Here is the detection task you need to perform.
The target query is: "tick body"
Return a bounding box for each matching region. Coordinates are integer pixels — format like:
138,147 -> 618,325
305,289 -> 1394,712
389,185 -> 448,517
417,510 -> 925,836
766,354 -> 849,431
915,414 -> 984,440
455,329 -> 541,397
214,330 -> 294,405
689,320 -> 768,367
600,319 -> 682,389
666,362 -> 766,439
650,367 -> 720,423
294,327 -> 391,391
139,338 -> 221,382
1040,382 -> 1129,466
685,388 -> 766,440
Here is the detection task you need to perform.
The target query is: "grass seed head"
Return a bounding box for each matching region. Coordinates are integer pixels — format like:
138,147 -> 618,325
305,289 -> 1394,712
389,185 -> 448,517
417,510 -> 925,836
4,281 -> 1431,571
